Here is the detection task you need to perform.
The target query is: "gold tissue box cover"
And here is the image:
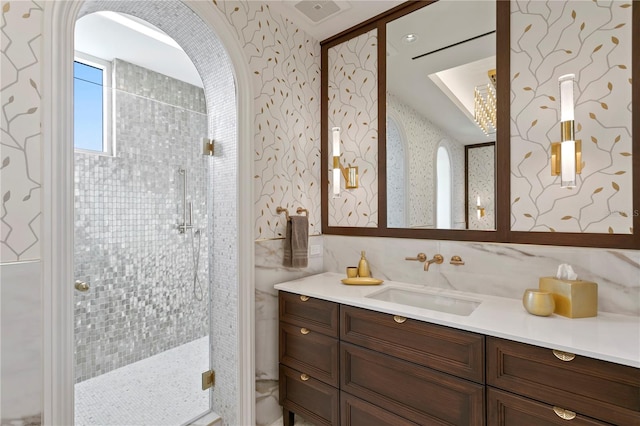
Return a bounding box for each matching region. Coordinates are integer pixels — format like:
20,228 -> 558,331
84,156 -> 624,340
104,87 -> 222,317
539,277 -> 598,318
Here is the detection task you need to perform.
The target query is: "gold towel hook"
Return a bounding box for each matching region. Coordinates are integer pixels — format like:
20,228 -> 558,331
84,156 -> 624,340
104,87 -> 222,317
276,206 -> 290,221
296,207 -> 308,216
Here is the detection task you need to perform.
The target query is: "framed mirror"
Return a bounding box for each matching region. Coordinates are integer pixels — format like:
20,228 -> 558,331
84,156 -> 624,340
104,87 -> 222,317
321,0 -> 509,241
321,0 -> 638,248
385,0 -> 496,231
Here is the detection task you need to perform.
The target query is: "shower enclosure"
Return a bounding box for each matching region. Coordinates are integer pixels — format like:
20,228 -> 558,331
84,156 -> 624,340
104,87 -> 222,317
73,51 -> 212,424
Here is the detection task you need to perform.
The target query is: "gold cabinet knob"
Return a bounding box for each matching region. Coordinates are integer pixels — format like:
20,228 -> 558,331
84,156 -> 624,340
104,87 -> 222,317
552,349 -> 576,362
299,295 -> 310,302
300,328 -> 310,335
553,406 -> 576,420
300,373 -> 309,381
393,315 -> 407,324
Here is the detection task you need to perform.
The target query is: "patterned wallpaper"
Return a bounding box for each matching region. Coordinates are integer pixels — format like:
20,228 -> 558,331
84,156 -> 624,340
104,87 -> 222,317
0,0 -> 42,262
387,92 -> 465,229
327,29 -> 378,227
213,1 -> 321,240
467,144 -> 495,230
386,115 -> 406,227
510,0 -> 633,234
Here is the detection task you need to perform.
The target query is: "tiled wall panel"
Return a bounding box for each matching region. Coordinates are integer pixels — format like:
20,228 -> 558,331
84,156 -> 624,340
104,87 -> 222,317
74,59 -> 209,382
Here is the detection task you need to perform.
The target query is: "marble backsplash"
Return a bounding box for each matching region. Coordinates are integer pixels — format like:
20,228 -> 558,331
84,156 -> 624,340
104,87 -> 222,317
254,236 -> 324,426
259,234 -> 639,425
324,235 -> 640,316
1,261 -> 42,423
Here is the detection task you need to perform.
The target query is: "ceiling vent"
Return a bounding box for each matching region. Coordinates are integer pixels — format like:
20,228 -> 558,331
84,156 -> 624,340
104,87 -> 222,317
294,1 -> 342,23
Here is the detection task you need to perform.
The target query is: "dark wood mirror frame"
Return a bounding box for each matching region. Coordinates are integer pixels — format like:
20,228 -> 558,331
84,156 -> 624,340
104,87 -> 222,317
321,1 -> 639,249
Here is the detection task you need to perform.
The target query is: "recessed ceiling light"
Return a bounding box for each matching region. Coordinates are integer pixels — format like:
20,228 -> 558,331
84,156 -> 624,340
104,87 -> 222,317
403,33 -> 418,44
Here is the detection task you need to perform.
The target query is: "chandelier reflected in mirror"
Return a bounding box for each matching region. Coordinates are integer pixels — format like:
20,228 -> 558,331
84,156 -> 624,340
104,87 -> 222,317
473,69 -> 497,135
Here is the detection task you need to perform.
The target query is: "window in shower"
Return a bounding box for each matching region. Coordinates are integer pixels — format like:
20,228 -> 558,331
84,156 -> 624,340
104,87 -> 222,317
74,52 -> 112,154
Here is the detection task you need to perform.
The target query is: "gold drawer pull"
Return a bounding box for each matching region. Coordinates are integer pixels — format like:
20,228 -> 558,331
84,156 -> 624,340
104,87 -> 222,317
299,295 -> 310,302
393,315 -> 407,324
300,373 -> 309,381
300,328 -> 310,335
553,406 -> 576,420
553,349 -> 576,362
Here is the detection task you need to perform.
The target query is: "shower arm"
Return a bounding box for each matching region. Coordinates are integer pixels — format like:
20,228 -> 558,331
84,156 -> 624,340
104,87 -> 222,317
179,168 -> 194,233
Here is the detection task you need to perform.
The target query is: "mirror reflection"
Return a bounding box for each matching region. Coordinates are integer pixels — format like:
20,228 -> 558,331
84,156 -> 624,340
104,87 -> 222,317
386,0 -> 496,230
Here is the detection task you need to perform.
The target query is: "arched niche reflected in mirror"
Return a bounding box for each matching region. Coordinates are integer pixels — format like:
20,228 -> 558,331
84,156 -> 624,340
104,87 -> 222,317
385,0 -> 497,231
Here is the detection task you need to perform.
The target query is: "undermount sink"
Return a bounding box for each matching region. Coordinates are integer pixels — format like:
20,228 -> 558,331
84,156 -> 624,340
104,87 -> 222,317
366,287 -> 481,316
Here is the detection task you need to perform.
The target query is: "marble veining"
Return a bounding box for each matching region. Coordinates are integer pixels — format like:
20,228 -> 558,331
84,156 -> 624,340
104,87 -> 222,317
324,235 -> 640,316
0,261 -> 42,421
254,236 -> 324,426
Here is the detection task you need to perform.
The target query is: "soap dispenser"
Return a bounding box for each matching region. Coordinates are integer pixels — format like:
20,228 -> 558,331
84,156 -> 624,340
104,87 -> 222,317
357,251 -> 371,277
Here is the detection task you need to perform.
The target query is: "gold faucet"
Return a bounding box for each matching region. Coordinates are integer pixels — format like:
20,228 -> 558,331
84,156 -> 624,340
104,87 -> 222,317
424,254 -> 444,271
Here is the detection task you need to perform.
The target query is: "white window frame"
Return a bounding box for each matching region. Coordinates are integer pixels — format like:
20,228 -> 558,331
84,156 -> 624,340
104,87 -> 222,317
73,51 -> 114,155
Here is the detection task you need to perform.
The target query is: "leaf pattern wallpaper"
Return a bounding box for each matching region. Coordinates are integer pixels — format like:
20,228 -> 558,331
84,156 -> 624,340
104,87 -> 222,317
386,114 -> 406,227
0,1 -> 42,262
387,92 -> 465,229
327,29 -> 378,227
467,144 -> 495,230
510,0 -> 633,234
213,1 -> 321,240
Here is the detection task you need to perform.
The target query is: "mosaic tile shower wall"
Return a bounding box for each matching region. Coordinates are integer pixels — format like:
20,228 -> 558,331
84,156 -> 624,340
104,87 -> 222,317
74,59 -> 209,382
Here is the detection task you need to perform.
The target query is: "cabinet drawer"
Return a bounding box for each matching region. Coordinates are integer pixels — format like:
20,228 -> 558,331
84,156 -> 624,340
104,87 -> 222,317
341,392 -> 420,426
280,322 -> 339,387
341,305 -> 484,383
280,364 -> 339,426
487,337 -> 640,425
488,388 -> 610,425
341,342 -> 485,425
280,291 -> 339,337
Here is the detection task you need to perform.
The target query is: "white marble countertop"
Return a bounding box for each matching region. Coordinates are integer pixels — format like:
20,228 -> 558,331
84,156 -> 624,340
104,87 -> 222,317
275,272 -> 640,368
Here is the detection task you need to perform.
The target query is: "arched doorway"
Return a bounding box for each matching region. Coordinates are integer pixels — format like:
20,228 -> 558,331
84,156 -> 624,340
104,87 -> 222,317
41,1 -> 254,424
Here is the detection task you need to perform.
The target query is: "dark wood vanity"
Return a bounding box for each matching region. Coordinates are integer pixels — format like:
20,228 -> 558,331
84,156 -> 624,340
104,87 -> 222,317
279,291 -> 640,425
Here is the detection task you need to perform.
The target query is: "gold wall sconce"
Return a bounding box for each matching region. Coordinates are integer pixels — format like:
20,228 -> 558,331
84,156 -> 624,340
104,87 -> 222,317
551,74 -> 582,188
332,126 -> 359,196
476,196 -> 485,219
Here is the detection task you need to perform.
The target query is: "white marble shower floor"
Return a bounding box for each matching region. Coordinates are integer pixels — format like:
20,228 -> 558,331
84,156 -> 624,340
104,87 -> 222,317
75,336 -> 210,426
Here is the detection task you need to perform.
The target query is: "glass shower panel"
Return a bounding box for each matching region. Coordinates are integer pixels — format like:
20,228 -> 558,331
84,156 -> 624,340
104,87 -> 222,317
73,54 -> 211,425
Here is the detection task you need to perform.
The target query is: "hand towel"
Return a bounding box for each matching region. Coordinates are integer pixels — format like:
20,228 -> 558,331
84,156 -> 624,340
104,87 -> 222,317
283,215 -> 309,268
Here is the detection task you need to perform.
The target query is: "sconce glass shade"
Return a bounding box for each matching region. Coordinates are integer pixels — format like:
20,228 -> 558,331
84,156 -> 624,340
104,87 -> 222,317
558,74 -> 577,188
476,195 -> 485,219
332,127 -> 341,196
560,140 -> 576,188
559,74 -> 575,122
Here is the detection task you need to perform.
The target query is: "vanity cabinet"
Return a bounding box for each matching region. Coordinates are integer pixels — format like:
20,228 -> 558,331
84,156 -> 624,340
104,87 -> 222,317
279,292 -> 340,426
341,306 -> 484,383
279,293 -> 484,425
340,306 -> 485,425
486,337 -> 640,425
279,291 -> 639,426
